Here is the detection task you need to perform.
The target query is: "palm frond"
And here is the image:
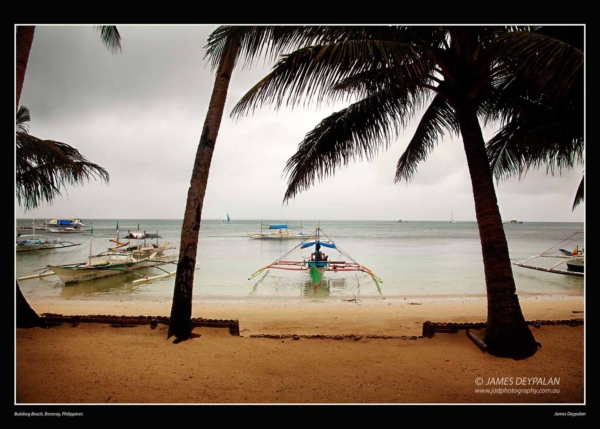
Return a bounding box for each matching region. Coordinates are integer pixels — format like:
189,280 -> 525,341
204,25 -> 418,71
96,25 -> 122,53
487,115 -> 584,182
282,87 -> 417,202
231,39 -> 428,117
16,105 -> 30,133
16,132 -> 109,210
395,92 -> 459,183
491,27 -> 583,100
572,173 -> 584,211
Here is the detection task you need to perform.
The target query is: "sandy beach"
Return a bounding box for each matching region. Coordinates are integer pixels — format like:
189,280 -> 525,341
15,293 -> 586,416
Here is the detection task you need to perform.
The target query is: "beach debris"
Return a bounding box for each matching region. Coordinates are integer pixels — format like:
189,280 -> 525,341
343,295 -> 358,303
408,302 -> 422,305
466,329 -> 487,352
293,335 -> 300,340
572,310 -> 584,313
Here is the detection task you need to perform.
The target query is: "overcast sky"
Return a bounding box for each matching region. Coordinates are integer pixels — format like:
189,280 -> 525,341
15,25 -> 585,222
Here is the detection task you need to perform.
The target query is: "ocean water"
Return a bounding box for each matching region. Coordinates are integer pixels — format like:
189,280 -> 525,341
15,219 -> 584,302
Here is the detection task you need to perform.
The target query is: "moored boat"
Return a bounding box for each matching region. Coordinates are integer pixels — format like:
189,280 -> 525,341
16,236 -> 80,252
18,223 -> 179,285
512,231 -> 584,277
248,226 -> 382,285
247,222 -> 315,239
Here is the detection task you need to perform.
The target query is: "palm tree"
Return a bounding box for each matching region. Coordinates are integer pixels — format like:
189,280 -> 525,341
16,106 -> 110,327
167,35 -> 240,341
485,26 -> 584,211
168,26 -> 341,341
228,26 -> 566,359
15,25 -> 120,328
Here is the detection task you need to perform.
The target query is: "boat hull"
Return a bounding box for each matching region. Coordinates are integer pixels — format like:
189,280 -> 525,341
46,251 -> 173,284
17,242 -> 58,252
566,258 -> 584,273
248,233 -> 314,240
47,260 -> 161,284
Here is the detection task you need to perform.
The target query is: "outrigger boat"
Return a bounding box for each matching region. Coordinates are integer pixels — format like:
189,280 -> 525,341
45,218 -> 91,228
248,227 -> 383,285
247,221 -> 314,240
16,219 -> 80,252
16,235 -> 80,252
513,230 -> 584,277
17,223 -> 182,285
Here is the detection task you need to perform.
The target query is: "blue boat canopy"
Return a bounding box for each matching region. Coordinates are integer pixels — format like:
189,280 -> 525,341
269,224 -> 288,229
301,241 -> 337,249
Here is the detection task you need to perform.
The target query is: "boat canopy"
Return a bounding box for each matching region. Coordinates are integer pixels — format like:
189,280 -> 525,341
301,241 -> 337,249
269,224 -> 288,229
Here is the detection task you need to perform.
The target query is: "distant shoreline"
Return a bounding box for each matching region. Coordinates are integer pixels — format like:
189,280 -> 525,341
16,218 -> 585,223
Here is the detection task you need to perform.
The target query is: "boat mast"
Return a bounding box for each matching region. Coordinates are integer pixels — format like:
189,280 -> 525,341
89,226 -> 93,266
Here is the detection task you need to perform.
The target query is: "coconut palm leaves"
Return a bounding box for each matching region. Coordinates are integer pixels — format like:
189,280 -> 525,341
486,26 -> 584,209
16,106 -> 109,210
95,25 -> 122,53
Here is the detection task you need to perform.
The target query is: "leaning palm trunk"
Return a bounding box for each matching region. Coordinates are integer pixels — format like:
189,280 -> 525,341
168,40 -> 240,341
16,26 -> 35,111
16,281 -> 46,328
457,104 -> 537,359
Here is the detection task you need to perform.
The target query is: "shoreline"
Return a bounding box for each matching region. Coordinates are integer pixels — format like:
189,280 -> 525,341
24,293 -> 584,337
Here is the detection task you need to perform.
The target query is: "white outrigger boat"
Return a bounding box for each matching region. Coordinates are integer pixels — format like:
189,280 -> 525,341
16,219 -> 80,252
16,235 -> 80,252
247,221 -> 315,240
41,250 -> 177,284
512,230 -> 584,277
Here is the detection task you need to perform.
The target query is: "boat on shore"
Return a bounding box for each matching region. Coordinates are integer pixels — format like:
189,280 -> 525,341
248,226 -> 382,285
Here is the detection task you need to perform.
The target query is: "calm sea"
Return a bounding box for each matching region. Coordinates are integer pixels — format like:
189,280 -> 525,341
15,219 -> 584,302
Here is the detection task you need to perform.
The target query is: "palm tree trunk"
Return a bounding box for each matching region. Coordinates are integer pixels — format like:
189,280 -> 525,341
16,281 -> 46,328
168,40 -> 240,342
457,104 -> 538,360
16,26 -> 44,328
16,26 -> 35,111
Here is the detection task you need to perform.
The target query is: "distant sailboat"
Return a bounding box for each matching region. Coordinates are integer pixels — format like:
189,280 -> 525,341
227,212 -> 231,223
450,212 -> 456,223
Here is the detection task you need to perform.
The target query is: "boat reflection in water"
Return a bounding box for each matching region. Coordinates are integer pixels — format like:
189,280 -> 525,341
58,268 -> 159,298
249,273 -> 382,297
